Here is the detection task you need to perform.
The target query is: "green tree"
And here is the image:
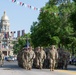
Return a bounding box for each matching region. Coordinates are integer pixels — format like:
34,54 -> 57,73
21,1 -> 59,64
30,0 -> 74,49
58,2 -> 74,47
69,0 -> 76,55
31,0 -> 60,47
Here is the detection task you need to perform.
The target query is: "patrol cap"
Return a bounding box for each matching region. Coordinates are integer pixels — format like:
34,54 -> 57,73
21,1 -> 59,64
37,46 -> 40,49
41,47 -> 44,49
51,45 -> 56,49
37,46 -> 40,48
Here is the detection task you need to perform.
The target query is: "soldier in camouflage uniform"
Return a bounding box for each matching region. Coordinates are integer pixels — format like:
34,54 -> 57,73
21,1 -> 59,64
38,47 -> 46,69
28,46 -> 35,69
48,45 -> 58,71
22,48 -> 30,70
62,51 -> 70,69
17,48 -> 24,68
34,46 -> 41,68
0,52 -> 4,67
57,48 -> 70,69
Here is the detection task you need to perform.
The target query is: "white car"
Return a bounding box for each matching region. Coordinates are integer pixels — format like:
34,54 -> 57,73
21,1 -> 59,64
7,56 -> 15,61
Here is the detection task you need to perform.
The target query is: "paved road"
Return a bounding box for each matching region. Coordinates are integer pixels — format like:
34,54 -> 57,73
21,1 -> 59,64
0,61 -> 76,75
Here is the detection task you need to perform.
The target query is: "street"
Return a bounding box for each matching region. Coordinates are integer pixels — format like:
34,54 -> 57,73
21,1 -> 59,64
0,61 -> 76,75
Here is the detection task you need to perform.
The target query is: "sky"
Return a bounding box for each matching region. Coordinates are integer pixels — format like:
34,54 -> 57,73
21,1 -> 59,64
0,0 -> 49,37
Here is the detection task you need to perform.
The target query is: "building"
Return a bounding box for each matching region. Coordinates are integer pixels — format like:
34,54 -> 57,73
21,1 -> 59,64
0,11 -> 15,56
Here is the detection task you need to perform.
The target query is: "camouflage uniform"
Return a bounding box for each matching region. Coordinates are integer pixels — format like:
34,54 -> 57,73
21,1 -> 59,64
17,49 -> 24,68
63,51 -> 70,69
48,45 -> 58,71
22,48 -> 30,70
34,47 -> 41,68
0,52 -> 4,67
28,46 -> 35,69
38,47 -> 46,69
57,48 -> 70,69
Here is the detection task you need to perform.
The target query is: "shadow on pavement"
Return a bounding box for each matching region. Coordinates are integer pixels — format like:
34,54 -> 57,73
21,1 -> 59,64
0,61 -> 23,70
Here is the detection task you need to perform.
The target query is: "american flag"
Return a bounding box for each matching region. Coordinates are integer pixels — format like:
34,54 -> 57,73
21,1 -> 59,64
25,39 -> 30,49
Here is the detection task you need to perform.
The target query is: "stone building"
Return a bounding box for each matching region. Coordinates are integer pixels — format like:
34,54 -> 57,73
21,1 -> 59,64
0,11 -> 15,56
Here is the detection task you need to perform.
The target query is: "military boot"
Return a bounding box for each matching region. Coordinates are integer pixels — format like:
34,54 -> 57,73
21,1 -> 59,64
50,67 -> 52,71
52,67 -> 54,71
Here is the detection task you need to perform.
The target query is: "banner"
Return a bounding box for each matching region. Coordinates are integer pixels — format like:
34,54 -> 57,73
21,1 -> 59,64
17,31 -> 20,37
22,30 -> 25,36
9,0 -> 40,11
8,0 -> 59,16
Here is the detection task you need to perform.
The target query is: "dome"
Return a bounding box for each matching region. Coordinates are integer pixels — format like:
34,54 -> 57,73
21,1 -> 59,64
1,11 -> 9,20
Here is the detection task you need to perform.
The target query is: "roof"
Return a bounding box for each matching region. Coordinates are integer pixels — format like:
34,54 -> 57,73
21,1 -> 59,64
1,11 -> 9,21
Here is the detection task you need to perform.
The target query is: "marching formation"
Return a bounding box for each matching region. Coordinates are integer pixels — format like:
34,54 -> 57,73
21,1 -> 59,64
17,45 -> 70,71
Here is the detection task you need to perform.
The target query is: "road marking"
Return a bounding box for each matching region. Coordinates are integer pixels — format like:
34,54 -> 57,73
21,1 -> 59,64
57,70 -> 76,75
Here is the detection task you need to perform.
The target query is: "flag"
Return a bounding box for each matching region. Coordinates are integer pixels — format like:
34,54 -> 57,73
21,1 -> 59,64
12,0 -> 16,2
16,1 -> 19,4
7,32 -> 9,38
22,3 -> 24,6
12,0 -> 14,2
20,2 -> 22,5
34,7 -> 37,10
24,4 -> 27,7
25,39 -> 30,49
17,31 -> 20,37
14,31 -> 16,33
4,32 -> 7,38
22,30 -> 25,36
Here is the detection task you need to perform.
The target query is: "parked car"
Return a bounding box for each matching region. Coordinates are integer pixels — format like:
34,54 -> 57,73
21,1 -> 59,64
7,56 -> 15,61
73,57 -> 76,65
69,56 -> 76,65
14,56 -> 17,61
4,56 -> 9,61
